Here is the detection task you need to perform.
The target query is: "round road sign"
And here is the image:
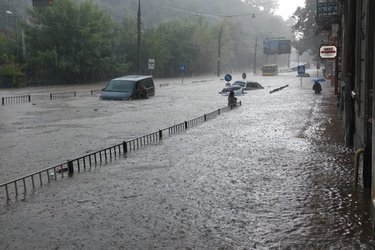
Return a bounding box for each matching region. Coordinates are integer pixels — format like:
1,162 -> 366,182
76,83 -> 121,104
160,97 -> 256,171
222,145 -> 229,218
225,74 -> 232,82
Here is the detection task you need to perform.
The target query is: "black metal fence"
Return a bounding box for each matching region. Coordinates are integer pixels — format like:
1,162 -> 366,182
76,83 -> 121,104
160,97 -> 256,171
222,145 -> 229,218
50,91 -> 77,99
0,101 -> 241,203
90,89 -> 102,95
2,95 -> 31,105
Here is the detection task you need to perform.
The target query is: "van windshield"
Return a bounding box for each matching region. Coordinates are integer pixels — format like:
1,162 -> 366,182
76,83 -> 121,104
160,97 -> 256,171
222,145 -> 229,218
105,80 -> 134,92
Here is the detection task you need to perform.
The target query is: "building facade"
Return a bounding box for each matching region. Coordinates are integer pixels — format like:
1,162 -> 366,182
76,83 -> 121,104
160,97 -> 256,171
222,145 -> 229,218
314,0 -> 375,236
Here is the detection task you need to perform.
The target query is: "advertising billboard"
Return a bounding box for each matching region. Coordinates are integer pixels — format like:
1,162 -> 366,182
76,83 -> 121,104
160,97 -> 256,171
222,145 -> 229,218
263,40 -> 279,55
263,39 -> 291,55
278,40 -> 291,54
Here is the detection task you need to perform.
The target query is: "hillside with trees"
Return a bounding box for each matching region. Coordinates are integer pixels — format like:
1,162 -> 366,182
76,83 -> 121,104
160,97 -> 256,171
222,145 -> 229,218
0,0 -> 295,86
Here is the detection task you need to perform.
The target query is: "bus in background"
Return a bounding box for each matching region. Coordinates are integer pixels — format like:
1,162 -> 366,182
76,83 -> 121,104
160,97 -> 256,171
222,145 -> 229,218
262,64 -> 278,76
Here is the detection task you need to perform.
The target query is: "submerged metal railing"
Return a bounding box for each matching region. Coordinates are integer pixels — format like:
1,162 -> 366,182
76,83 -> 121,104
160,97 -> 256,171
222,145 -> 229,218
1,90 -> 85,105
91,89 -> 102,95
50,91 -> 77,99
0,101 -> 241,203
2,95 -> 31,105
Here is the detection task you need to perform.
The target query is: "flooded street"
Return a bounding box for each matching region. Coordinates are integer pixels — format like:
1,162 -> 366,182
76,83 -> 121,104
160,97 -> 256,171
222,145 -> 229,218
1,71 -> 375,249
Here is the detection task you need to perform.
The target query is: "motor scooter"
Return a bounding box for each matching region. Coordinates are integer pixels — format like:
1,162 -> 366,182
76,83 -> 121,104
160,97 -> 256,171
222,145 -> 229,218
313,82 -> 322,94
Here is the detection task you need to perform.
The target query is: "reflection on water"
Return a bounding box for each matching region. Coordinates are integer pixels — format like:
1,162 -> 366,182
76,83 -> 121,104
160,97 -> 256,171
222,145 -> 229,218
1,74 -> 375,249
291,95 -> 375,249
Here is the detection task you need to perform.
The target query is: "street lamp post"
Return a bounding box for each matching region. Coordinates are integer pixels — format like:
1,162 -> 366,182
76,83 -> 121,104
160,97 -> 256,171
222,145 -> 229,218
6,10 -> 11,37
217,14 -> 256,77
6,11 -> 18,62
217,26 -> 223,77
253,37 -> 258,75
137,0 -> 142,75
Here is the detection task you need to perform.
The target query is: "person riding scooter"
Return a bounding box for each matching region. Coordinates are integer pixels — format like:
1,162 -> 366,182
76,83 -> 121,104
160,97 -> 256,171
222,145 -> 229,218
313,81 -> 322,94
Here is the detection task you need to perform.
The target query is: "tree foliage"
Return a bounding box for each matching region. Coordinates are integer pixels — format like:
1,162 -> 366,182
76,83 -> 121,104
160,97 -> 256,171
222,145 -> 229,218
23,0 -> 126,83
291,1 -> 323,58
0,0 -> 295,85
0,54 -> 25,87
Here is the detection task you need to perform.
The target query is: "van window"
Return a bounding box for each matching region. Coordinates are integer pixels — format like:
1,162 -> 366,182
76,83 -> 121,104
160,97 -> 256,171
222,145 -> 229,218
105,80 -> 134,92
142,78 -> 154,89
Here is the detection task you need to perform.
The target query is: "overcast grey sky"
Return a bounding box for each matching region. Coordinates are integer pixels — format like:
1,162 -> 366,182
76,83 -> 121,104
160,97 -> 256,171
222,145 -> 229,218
276,0 -> 305,20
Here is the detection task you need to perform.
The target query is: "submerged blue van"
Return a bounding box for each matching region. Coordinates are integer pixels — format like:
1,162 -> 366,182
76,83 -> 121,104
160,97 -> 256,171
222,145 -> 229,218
100,75 -> 155,100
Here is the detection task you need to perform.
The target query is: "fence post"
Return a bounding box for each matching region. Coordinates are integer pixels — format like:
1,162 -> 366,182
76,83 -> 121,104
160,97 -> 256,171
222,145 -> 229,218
218,109 -> 220,115
50,94 -> 53,100
28,95 -> 31,103
74,91 -> 77,97
1,97 -> 4,105
123,141 -> 128,153
159,130 -> 163,139
204,114 -> 207,122
67,160 -> 74,174
185,121 -> 188,130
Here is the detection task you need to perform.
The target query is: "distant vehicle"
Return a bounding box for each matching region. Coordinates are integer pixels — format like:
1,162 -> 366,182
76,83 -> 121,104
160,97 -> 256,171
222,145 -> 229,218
100,75 -> 155,100
232,80 -> 264,90
262,64 -> 278,76
220,85 -> 244,96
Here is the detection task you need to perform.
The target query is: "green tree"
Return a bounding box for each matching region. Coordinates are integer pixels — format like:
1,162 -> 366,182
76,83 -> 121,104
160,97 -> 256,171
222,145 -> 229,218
291,1 -> 323,58
0,54 -> 25,87
24,0 -> 125,83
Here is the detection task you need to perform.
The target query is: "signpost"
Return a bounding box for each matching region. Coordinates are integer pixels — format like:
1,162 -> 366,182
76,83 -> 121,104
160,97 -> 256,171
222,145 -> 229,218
180,64 -> 186,83
148,59 -> 155,70
263,39 -> 291,55
148,59 -> 155,76
297,65 -> 306,86
225,74 -> 232,86
319,45 -> 337,59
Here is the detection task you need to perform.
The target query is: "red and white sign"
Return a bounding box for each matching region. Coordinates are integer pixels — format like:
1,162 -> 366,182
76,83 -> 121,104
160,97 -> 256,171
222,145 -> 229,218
319,45 -> 337,59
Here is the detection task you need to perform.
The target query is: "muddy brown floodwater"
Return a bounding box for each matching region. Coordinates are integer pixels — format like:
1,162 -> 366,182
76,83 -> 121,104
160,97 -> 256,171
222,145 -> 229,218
1,71 -> 375,249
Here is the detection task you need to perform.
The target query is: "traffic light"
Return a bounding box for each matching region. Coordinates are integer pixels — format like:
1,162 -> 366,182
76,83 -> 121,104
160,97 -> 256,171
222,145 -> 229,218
32,0 -> 53,7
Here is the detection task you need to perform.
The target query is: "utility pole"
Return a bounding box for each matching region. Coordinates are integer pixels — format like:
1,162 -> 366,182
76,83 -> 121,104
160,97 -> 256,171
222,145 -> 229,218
137,0 -> 141,75
253,37 -> 257,75
217,26 -> 223,77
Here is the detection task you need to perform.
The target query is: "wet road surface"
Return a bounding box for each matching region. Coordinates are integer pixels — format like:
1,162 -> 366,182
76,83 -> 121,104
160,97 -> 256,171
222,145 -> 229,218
1,71 -> 375,249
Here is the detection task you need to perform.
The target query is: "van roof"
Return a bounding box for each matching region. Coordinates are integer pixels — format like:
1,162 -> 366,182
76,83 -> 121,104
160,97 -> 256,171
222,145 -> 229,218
113,75 -> 152,81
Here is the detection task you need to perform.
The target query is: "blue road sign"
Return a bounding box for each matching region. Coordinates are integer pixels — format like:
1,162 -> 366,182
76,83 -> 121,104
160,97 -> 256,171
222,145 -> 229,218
297,65 -> 306,74
180,64 -> 186,71
225,74 -> 232,82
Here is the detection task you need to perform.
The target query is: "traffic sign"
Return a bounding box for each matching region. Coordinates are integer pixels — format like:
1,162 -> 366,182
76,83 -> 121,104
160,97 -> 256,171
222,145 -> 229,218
148,59 -> 155,70
319,45 -> 337,59
179,64 -> 186,71
225,74 -> 232,82
297,65 -> 306,74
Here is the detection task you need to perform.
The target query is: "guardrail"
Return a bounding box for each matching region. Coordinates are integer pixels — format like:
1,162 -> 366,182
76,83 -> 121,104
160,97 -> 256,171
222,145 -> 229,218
0,101 -> 241,203
1,91 -> 86,105
2,95 -> 31,105
50,91 -> 77,99
90,89 -> 102,95
270,85 -> 289,94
